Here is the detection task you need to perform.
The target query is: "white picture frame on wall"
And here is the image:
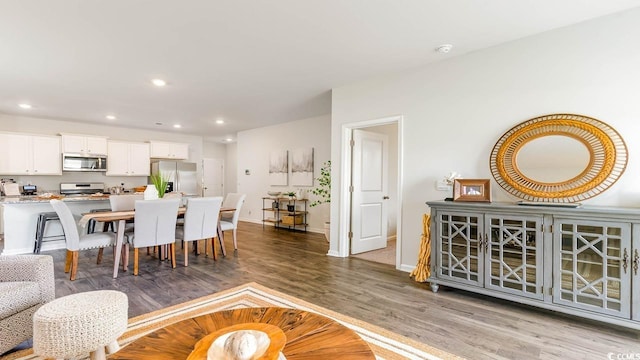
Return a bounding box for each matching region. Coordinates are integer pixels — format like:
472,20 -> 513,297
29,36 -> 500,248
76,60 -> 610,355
291,147 -> 314,186
269,150 -> 288,186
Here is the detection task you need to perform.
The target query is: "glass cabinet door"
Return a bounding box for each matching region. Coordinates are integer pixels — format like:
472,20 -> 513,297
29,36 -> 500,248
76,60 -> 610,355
484,215 -> 544,300
436,211 -> 483,287
553,218 -> 631,318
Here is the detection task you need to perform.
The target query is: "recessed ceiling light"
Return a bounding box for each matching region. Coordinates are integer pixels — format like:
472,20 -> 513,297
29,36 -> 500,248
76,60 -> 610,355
106,115 -> 116,120
215,119 -> 225,125
18,103 -> 32,109
173,124 -> 181,128
225,137 -> 233,142
435,44 -> 453,53
151,79 -> 167,87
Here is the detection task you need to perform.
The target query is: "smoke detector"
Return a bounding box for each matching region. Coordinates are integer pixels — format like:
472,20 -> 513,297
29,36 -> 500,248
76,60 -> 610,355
435,44 -> 453,53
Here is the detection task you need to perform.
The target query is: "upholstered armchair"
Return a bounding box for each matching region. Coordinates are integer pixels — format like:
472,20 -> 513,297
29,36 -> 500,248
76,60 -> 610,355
0,255 -> 55,354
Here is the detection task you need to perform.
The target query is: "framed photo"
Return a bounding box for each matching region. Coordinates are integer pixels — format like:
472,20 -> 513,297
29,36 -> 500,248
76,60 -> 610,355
453,179 -> 491,202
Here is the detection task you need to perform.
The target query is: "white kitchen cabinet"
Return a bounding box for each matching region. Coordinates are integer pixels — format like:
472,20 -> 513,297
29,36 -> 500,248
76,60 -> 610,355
106,141 -> 150,176
149,141 -> 189,160
61,134 -> 108,154
0,133 -> 61,175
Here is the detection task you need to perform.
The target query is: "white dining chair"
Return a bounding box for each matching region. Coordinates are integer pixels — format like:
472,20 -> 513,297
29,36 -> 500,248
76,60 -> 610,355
109,194 -> 143,232
125,198 -> 180,275
219,193 -> 246,250
175,197 -> 223,266
50,200 -> 118,281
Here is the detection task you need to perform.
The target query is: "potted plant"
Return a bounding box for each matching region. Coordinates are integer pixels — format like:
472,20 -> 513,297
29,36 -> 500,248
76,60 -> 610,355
149,172 -> 170,199
310,161 -> 331,241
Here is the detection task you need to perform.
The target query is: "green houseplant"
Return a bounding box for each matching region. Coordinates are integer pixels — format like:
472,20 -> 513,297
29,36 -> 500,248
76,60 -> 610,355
150,172 -> 170,198
310,161 -> 331,242
310,161 -> 330,207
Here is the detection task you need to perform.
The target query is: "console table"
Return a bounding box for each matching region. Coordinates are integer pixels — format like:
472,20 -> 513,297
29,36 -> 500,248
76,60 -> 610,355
426,200 -> 640,329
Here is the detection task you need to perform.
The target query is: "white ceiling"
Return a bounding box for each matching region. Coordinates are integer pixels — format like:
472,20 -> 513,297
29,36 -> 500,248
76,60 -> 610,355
1,1 -> 639,142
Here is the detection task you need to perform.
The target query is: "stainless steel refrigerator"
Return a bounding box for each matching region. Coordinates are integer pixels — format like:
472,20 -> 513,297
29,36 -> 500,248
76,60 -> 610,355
150,161 -> 198,195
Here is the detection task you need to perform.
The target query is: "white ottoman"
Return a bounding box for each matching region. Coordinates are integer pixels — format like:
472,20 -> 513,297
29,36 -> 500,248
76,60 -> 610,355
33,290 -> 128,360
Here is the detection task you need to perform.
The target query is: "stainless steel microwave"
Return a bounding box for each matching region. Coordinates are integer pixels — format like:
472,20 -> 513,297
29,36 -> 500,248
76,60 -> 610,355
62,153 -> 107,172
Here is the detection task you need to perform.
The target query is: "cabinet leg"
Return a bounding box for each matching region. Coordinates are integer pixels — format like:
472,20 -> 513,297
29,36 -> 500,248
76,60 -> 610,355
430,283 -> 439,293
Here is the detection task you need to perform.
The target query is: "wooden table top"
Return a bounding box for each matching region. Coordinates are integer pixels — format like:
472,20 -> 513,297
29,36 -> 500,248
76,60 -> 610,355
80,207 -> 235,225
109,307 -> 375,360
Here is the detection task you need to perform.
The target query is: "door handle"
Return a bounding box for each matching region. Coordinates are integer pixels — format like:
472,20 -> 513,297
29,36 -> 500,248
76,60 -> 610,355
383,196 -> 389,200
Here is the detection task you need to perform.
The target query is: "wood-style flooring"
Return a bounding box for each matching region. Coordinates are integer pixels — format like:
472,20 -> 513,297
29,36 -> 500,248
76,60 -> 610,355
28,223 -> 640,359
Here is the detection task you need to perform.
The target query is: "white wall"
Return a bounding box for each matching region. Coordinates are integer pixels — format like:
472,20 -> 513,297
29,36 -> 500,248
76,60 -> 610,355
236,115 -> 331,233
330,8 -> 640,271
0,113 -> 204,192
226,143 -> 238,194
203,141 -> 226,160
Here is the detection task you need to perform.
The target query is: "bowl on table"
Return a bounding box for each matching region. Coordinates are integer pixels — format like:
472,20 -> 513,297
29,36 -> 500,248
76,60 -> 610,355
267,191 -> 281,197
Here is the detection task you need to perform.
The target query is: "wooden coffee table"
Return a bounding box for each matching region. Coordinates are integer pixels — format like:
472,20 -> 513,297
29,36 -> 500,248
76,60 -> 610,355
109,307 -> 375,359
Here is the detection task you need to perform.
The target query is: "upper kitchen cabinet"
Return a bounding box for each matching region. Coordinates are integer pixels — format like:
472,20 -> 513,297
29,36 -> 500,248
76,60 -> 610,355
0,132 -> 61,175
106,141 -> 150,176
61,134 -> 108,155
149,141 -> 189,160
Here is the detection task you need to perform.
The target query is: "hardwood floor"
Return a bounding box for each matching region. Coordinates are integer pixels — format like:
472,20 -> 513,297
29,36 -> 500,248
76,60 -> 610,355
21,222 -> 640,359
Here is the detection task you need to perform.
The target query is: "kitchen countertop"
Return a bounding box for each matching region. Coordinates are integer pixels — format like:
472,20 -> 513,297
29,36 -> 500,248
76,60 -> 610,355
0,194 -> 110,204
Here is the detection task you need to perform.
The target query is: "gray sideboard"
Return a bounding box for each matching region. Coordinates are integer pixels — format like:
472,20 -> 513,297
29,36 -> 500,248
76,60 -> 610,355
426,200 -> 640,329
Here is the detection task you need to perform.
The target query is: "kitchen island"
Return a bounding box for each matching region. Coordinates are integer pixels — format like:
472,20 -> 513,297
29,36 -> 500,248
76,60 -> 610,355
1,196 -> 109,255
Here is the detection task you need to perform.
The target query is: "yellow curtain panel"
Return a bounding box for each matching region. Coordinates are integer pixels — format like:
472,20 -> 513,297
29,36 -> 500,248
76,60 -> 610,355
410,214 -> 431,282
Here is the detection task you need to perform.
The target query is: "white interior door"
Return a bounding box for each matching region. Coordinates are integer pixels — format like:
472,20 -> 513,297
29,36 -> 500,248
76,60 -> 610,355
351,129 -> 389,254
203,158 -> 224,196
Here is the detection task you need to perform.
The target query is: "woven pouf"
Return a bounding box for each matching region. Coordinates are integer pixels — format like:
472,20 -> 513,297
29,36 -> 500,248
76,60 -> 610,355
33,290 -> 128,360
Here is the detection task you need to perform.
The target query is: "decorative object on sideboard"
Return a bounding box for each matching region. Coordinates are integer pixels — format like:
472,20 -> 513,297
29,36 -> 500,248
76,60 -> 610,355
490,113 -> 627,203
453,179 -> 491,202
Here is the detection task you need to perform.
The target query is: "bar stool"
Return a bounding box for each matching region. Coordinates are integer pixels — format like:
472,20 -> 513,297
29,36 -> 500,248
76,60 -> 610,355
88,208 -> 114,234
33,212 -> 62,254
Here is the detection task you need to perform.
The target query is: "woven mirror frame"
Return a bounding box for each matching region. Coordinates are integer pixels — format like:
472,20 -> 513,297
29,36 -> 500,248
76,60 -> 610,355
489,113 -> 627,203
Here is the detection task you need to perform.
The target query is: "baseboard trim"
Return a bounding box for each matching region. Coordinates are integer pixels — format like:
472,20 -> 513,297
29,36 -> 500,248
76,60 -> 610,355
238,218 -> 323,234
398,264 -> 414,273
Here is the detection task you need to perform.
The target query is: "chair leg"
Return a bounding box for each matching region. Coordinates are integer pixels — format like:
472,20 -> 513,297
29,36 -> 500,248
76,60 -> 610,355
90,346 -> 106,360
212,237 -> 217,260
233,229 -> 238,250
123,244 -> 130,271
106,341 -> 120,354
170,244 -> 176,269
64,250 -> 73,273
184,241 -> 189,267
70,251 -> 79,281
134,248 -> 139,275
97,248 -> 104,264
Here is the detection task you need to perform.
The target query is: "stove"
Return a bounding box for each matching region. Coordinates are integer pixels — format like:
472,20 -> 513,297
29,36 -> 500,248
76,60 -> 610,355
60,182 -> 105,196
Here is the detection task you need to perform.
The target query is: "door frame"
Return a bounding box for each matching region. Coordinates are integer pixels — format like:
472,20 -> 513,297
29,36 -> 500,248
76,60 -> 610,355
338,115 -> 403,268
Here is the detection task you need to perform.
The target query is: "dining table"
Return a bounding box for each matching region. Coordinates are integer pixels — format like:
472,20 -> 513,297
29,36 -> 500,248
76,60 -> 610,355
79,207 -> 235,278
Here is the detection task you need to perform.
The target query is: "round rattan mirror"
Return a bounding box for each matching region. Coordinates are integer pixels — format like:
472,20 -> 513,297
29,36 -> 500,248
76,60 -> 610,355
489,114 -> 627,203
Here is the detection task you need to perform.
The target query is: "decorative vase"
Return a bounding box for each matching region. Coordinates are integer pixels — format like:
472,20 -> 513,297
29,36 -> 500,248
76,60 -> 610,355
143,184 -> 159,200
323,222 -> 330,242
